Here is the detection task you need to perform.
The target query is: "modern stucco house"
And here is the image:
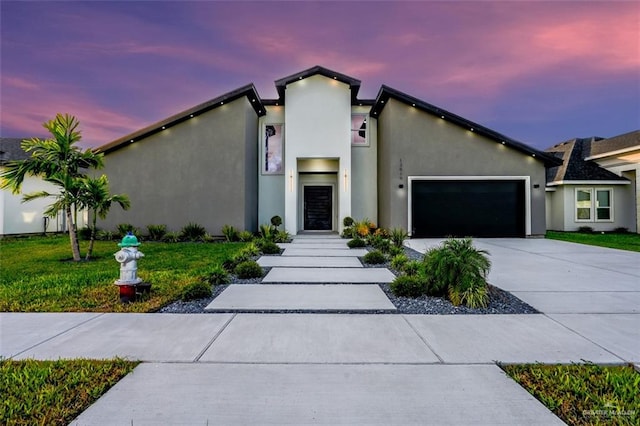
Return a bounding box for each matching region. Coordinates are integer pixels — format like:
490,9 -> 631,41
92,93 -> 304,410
545,130 -> 639,233
97,66 -> 562,238
0,137 -> 87,235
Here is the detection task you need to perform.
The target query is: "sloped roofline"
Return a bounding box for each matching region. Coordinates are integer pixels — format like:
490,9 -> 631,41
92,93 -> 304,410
370,85 -> 562,167
97,84 -> 265,155
274,65 -> 362,104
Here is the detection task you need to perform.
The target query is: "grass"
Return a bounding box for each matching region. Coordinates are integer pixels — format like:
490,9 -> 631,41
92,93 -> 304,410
1,358 -> 139,426
0,235 -> 246,312
546,231 -> 640,252
502,363 -> 640,426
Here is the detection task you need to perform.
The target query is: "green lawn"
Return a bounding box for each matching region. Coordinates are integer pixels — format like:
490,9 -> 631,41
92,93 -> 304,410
502,363 -> 639,426
0,235 -> 246,312
546,231 -> 640,252
1,358 -> 139,426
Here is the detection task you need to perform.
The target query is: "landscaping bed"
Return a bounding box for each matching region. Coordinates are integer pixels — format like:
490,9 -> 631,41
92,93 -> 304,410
158,246 -> 538,315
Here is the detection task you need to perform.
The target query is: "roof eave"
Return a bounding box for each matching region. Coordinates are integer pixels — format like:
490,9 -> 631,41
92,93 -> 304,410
274,65 -> 362,104
97,84 -> 266,155
370,85 -> 563,167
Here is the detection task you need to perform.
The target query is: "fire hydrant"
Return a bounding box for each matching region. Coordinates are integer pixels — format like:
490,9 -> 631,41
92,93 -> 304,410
114,232 -> 146,302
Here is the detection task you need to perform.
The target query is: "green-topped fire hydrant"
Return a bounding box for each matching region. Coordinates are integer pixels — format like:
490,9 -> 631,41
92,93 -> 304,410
114,232 -> 147,303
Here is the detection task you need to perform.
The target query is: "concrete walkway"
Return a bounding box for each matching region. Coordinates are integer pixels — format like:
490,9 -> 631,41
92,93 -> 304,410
2,235 -> 638,425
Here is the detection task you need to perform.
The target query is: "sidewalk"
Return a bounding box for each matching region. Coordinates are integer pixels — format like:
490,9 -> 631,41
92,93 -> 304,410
2,235 -> 638,425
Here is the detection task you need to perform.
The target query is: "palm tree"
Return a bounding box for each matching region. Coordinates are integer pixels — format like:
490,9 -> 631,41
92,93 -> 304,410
80,174 -> 130,260
0,113 -> 103,261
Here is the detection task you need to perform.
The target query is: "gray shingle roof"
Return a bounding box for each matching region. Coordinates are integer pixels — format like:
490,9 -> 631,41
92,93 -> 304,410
0,137 -> 31,164
545,136 -> 630,184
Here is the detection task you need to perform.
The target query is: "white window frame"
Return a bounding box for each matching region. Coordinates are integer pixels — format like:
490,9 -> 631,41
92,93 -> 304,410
575,188 -> 593,222
595,188 -> 614,222
351,114 -> 368,146
574,187 -> 614,223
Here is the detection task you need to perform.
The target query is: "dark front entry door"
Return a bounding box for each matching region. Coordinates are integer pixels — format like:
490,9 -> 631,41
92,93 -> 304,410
304,186 -> 333,230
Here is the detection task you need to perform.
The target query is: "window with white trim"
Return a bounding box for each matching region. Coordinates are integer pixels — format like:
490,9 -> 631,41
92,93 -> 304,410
574,188 -> 613,222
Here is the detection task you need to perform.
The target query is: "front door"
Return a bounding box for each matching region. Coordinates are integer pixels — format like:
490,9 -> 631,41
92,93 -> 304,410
304,185 -> 333,230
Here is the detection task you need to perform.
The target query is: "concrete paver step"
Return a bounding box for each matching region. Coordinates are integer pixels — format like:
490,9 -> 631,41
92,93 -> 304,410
282,248 -> 367,257
200,314 -> 438,363
258,256 -> 362,268
71,363 -> 565,425
263,267 -> 395,283
204,284 -> 396,312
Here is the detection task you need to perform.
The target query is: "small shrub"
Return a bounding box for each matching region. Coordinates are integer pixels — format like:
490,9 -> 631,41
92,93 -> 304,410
181,281 -> 212,301
259,223 -> 276,240
577,226 -> 593,233
448,282 -> 488,308
373,228 -> 390,239
203,265 -> 230,285
273,230 -> 291,243
257,238 -> 281,254
146,224 -> 167,241
363,249 -> 386,264
402,260 -> 423,276
117,223 -> 137,237
180,222 -> 207,241
369,235 -> 391,253
343,216 -> 354,227
355,220 -> 371,237
239,242 -> 260,258
341,227 -> 357,238
347,237 -> 366,248
221,224 -> 239,242
222,257 -> 237,272
162,232 -> 180,243
270,215 -> 282,228
390,253 -> 409,271
79,227 -> 93,240
390,275 -> 426,297
96,230 -> 114,241
202,233 -> 217,243
238,230 -> 254,242
389,245 -> 404,257
234,260 -> 263,279
424,238 -> 491,307
390,228 -> 408,247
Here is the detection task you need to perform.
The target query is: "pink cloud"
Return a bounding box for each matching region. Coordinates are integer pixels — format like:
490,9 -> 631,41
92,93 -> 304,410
1,76 -> 147,148
2,75 -> 40,90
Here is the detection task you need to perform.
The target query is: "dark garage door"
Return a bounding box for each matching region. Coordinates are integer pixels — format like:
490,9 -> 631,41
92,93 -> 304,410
411,180 -> 525,237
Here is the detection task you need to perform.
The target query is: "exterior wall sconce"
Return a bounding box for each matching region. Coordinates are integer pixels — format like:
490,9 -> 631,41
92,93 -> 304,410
289,169 -> 294,192
343,169 -> 348,192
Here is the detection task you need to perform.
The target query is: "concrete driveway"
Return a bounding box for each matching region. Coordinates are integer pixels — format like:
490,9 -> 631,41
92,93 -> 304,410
406,237 -> 640,363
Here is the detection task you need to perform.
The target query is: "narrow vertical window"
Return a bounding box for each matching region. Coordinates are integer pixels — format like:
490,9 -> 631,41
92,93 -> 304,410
575,189 -> 592,221
595,189 -> 612,221
351,114 -> 368,145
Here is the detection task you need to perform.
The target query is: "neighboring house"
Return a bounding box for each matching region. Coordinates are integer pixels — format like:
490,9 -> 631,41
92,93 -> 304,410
545,130 -> 639,233
0,137 -> 86,235
97,65 -> 561,238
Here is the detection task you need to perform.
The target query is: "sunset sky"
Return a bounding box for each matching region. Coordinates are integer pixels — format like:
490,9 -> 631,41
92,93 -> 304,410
1,0 -> 638,151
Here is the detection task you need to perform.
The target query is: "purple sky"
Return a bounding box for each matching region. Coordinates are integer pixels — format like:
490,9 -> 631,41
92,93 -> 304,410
1,1 -> 638,151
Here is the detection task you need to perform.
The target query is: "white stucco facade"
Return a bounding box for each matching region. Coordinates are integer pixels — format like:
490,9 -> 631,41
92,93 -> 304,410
0,173 -> 86,235
257,74 -> 379,234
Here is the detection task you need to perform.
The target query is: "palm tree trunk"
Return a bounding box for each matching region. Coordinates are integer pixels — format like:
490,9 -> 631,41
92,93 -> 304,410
66,206 -> 81,261
86,213 -> 97,260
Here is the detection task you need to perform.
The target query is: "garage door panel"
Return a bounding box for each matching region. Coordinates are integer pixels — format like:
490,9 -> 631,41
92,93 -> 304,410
411,180 -> 525,237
